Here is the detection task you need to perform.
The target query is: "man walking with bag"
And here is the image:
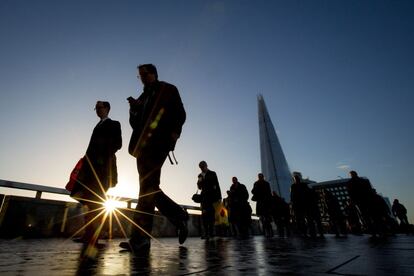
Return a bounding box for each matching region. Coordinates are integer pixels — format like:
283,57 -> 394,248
120,64 -> 188,253
197,161 -> 222,239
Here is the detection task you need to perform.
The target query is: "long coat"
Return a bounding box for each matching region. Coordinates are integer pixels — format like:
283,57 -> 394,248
229,182 -> 251,224
290,182 -> 309,215
197,170 -> 222,206
72,118 -> 122,201
252,180 -> 272,216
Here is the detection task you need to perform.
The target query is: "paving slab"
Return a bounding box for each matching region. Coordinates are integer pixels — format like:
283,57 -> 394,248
0,235 -> 413,275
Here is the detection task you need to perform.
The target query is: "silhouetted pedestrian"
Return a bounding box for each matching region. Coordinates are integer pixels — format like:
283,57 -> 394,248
197,161 -> 222,239
290,174 -> 308,237
120,64 -> 188,253
371,190 -> 397,237
228,177 -> 252,239
347,171 -> 377,236
252,173 -> 273,237
71,101 -> 122,248
392,199 -> 409,232
271,191 -> 291,237
343,200 -> 363,235
306,187 -> 324,238
291,174 -> 324,237
322,190 -> 347,237
224,190 -> 238,236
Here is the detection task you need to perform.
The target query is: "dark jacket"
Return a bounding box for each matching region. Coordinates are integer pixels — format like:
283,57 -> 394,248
290,181 -> 309,212
252,180 -> 272,216
72,118 -> 122,198
229,182 -> 249,206
347,177 -> 374,207
197,170 -> 222,205
324,191 -> 344,219
229,182 -> 252,223
272,193 -> 290,219
128,81 -> 186,157
392,202 -> 407,217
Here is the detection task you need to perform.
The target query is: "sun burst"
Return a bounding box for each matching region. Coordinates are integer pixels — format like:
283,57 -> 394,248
62,188 -> 167,252
103,197 -> 120,214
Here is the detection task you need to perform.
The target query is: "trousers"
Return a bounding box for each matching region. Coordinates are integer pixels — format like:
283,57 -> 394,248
131,147 -> 187,240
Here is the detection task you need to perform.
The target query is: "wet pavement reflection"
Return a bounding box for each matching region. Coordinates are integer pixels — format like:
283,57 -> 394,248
0,235 -> 413,275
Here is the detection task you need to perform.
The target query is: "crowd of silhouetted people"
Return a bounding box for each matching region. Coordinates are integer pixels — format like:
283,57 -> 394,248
68,63 -> 411,261
194,166 -> 412,240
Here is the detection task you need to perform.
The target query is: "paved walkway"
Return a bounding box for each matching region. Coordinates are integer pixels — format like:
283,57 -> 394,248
0,235 -> 413,275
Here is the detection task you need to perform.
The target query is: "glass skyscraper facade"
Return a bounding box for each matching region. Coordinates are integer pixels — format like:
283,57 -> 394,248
258,95 -> 292,201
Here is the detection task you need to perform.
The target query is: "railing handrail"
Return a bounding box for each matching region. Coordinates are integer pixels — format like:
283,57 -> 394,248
0,179 -> 201,211
0,179 -> 69,194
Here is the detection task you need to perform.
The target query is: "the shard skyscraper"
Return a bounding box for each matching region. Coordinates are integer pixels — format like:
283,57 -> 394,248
258,94 -> 292,201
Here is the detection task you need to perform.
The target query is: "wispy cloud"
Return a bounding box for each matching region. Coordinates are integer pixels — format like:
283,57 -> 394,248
337,164 -> 350,170
336,161 -> 351,171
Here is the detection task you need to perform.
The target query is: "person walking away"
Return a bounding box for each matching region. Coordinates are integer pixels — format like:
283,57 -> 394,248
392,199 -> 409,233
305,186 -> 324,238
228,177 -> 252,239
323,190 -> 347,237
347,170 -> 377,236
271,191 -> 291,237
343,199 -> 363,235
290,174 -> 308,237
252,173 -> 273,238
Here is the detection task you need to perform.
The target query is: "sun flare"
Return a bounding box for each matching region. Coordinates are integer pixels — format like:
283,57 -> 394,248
104,198 -> 119,213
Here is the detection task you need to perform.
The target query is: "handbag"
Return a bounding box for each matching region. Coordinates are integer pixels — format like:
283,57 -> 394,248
192,189 -> 202,203
65,157 -> 85,192
214,201 -> 229,226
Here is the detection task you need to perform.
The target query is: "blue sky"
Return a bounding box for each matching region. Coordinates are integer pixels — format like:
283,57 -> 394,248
1,0 -> 413,222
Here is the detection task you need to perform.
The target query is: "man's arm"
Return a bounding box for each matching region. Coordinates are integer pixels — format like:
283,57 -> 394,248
211,171 -> 222,200
197,174 -> 203,190
242,185 -> 249,201
168,85 -> 186,140
113,121 -> 122,151
128,95 -> 144,128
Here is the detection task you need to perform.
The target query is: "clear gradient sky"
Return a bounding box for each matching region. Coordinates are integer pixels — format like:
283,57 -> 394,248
1,0 -> 413,222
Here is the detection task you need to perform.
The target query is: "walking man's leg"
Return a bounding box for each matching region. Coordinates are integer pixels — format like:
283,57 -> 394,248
120,156 -> 159,252
154,189 -> 189,244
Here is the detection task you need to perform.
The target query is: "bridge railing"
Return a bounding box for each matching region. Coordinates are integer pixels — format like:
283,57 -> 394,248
0,179 -> 200,211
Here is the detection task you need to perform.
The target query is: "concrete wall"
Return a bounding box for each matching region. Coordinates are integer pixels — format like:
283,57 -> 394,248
0,195 -> 261,239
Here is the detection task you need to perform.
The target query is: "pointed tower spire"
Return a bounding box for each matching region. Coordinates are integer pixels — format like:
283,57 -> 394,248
258,94 -> 292,201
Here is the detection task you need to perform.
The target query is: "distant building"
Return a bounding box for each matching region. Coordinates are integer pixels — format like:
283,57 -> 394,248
310,179 -> 351,214
258,95 -> 292,201
309,177 -> 392,224
309,179 -> 350,224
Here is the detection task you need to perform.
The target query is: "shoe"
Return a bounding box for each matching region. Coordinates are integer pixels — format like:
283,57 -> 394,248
119,239 -> 150,253
178,220 -> 188,244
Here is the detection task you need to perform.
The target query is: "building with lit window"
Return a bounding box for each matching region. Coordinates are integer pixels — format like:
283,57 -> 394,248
310,179 -> 351,214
